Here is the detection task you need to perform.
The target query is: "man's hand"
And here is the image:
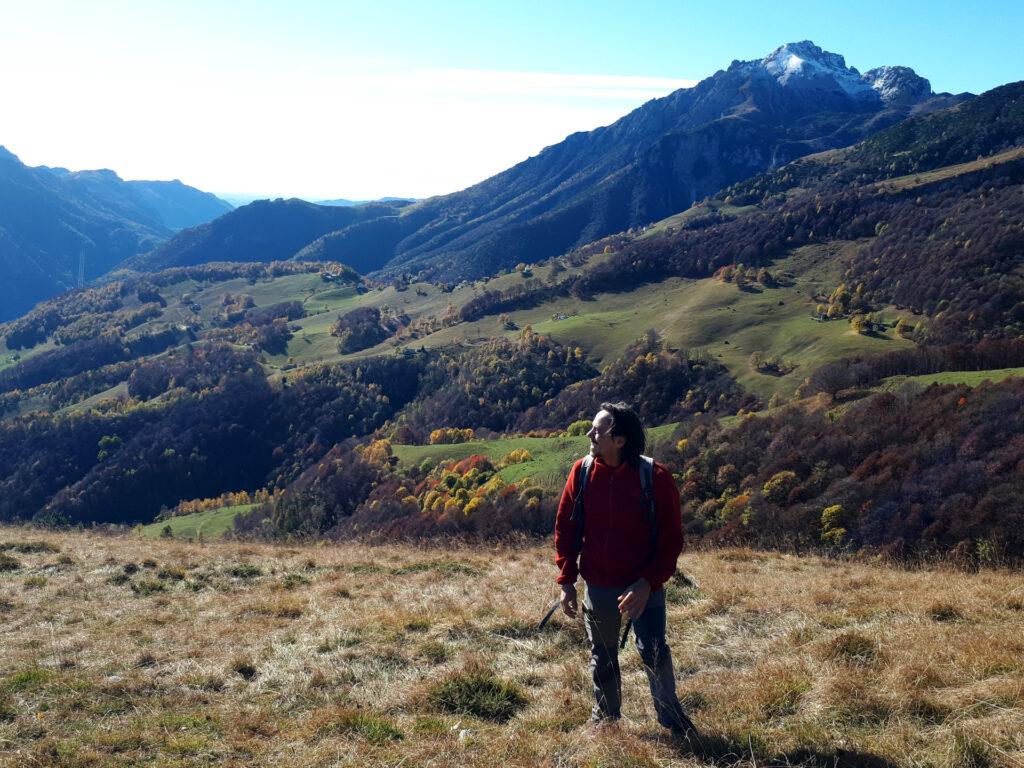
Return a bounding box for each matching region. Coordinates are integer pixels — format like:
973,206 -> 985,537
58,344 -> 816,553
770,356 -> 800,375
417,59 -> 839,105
618,578 -> 651,620
560,583 -> 578,618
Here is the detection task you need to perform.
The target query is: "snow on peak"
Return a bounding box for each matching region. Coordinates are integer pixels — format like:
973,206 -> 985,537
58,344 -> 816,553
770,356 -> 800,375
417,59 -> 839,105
760,41 -> 875,99
862,66 -> 932,105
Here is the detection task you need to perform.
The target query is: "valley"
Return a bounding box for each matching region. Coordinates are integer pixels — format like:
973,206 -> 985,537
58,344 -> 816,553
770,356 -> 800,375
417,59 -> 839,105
0,47 -> 1021,564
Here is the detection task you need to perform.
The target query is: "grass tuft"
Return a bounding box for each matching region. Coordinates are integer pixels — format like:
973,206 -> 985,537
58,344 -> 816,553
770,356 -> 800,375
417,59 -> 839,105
392,560 -> 481,577
0,552 -> 21,571
315,707 -> 404,744
135,652 -> 159,668
0,540 -> 60,554
949,731 -> 994,768
130,577 -> 166,596
427,666 -> 528,722
928,602 -> 964,622
227,563 -> 263,579
904,694 -> 950,724
157,565 -> 187,581
317,630 -> 361,653
416,640 -> 449,664
0,693 -> 16,722
2,666 -> 54,693
280,572 -> 311,590
823,630 -> 879,664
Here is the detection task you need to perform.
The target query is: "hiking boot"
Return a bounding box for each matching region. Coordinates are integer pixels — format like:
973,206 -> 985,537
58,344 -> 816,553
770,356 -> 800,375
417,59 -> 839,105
665,712 -> 701,746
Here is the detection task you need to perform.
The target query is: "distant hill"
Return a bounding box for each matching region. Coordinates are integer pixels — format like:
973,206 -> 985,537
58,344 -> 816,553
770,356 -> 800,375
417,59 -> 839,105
0,147 -> 232,321
315,197 -> 416,207
124,179 -> 233,230
38,166 -> 233,231
126,198 -> 412,272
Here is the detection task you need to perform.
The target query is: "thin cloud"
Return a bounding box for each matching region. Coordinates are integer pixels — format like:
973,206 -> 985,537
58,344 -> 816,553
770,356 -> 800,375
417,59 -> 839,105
1,64 -> 697,199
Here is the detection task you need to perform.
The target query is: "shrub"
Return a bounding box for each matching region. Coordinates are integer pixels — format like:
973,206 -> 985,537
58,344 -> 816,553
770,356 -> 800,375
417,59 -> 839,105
762,471 -> 798,505
0,554 -> 20,572
820,504 -> 848,545
429,427 -> 475,445
566,420 -> 591,436
501,448 -> 532,465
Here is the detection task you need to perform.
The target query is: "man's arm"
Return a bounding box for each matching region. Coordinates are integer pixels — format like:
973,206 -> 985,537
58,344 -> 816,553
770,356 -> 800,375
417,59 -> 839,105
554,459 -> 582,586
639,463 -> 684,591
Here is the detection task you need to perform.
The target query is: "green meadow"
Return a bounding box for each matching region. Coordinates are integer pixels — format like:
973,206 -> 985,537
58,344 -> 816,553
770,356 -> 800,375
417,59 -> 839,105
881,367 -> 1024,390
392,423 -> 680,489
139,504 -> 257,540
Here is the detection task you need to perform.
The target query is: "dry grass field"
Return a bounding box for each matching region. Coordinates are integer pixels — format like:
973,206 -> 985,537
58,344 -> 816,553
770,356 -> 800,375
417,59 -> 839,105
1,528 -> 1022,768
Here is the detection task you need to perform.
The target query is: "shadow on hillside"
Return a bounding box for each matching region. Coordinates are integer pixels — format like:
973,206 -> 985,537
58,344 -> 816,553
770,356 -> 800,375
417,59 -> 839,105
665,731 -> 901,768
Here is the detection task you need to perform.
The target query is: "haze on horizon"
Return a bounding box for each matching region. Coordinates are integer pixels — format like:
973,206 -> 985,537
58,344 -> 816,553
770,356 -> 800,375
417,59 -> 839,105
1,0 -> 1021,202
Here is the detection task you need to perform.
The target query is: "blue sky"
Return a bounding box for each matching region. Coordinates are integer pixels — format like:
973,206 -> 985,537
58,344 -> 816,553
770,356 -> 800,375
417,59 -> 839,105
1,0 -> 1020,201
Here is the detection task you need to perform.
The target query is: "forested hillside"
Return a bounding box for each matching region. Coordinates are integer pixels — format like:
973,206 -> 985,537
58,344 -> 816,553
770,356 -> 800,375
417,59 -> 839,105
0,75 -> 1021,561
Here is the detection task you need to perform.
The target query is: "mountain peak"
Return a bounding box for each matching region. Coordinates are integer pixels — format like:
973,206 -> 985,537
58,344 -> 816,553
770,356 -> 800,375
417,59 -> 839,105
762,41 -> 855,79
862,65 -> 933,105
754,41 -> 933,105
759,41 -> 872,98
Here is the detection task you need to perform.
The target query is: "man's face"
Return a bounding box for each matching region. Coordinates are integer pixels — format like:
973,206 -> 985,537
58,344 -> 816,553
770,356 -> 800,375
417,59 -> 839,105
587,409 -> 625,463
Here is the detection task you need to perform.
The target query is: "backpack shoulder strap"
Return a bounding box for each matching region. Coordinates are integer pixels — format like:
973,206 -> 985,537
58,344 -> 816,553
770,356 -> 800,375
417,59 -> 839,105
639,455 -> 657,549
570,455 -> 594,556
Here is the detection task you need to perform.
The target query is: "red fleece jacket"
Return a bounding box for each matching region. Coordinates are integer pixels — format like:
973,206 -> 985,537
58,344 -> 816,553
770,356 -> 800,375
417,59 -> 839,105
554,456 -> 683,591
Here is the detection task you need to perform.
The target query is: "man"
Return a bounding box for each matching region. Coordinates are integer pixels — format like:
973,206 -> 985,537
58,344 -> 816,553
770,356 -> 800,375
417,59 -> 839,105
554,401 -> 694,736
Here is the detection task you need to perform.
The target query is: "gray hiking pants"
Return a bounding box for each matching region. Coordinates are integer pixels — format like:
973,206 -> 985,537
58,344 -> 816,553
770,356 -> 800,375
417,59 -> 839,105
583,583 -> 687,728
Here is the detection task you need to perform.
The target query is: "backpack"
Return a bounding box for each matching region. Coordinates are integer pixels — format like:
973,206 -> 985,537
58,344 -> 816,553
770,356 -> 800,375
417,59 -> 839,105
569,454 -> 657,559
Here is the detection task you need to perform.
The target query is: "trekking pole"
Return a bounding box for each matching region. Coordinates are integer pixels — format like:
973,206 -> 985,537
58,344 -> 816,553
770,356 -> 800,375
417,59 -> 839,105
537,596 -> 561,630
619,619 -> 632,649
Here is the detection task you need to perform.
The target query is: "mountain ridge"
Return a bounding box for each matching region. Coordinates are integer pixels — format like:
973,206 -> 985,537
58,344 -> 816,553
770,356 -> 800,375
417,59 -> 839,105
135,41 -> 970,282
0,147 -> 233,321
